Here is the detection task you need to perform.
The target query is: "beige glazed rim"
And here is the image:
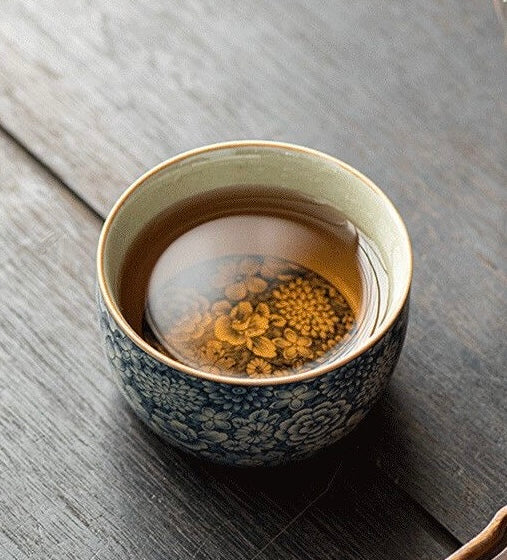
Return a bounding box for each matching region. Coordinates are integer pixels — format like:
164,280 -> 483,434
97,140 -> 413,386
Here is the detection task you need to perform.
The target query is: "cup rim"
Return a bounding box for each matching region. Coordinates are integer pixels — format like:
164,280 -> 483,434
97,140 -> 413,386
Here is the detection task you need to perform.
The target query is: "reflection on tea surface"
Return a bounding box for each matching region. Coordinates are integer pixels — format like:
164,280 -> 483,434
119,185 -> 386,378
144,255 -> 356,377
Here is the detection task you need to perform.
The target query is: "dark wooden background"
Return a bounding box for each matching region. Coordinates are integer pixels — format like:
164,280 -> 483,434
0,1 -> 505,558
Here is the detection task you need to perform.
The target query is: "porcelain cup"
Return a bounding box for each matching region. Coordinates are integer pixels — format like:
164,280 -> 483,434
96,141 -> 412,466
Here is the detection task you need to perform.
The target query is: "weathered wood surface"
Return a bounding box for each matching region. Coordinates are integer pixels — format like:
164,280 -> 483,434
0,0 -> 505,546
0,131 -> 456,559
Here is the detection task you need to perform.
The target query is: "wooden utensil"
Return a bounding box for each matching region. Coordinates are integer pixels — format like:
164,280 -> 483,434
446,507 -> 507,560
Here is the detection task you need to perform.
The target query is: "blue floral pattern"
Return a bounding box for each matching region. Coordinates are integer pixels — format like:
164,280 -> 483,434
98,293 -> 408,466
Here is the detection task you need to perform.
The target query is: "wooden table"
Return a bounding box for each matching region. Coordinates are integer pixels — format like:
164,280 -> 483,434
0,2 -> 505,558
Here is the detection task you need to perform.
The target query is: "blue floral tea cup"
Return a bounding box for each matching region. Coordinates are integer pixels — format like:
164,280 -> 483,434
97,141 -> 412,466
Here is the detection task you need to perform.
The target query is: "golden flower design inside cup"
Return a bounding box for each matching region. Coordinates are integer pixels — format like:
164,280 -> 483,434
145,255 -> 357,378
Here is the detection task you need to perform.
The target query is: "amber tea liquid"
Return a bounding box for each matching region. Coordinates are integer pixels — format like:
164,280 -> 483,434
119,186 -> 387,378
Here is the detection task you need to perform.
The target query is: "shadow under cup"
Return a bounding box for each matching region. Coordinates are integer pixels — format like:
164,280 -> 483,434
97,141 -> 412,466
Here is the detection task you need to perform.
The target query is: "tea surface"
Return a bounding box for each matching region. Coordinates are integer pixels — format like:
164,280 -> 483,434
144,254 -> 356,377
119,185 -> 386,378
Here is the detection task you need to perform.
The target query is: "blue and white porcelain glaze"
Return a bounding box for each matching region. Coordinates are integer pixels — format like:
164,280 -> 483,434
96,141 -> 412,466
99,292 -> 408,466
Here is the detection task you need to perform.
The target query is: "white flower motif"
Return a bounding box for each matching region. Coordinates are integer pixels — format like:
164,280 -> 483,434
109,354 -> 127,376
319,363 -> 365,401
375,357 -> 397,385
127,351 -> 145,372
192,407 -> 232,431
354,366 -> 387,409
120,383 -> 150,423
112,330 -> 131,353
275,400 -> 351,449
137,372 -> 206,413
151,410 -> 227,451
381,336 -> 401,369
224,410 -> 279,453
272,385 -> 319,411
204,385 -> 272,413
138,371 -> 172,408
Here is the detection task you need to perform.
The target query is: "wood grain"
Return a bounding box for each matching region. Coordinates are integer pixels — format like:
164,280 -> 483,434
0,0 -> 505,543
0,130 -> 455,559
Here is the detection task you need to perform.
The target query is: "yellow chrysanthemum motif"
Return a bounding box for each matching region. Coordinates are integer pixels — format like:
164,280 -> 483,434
272,277 -> 339,339
273,328 -> 313,361
199,339 -> 225,363
144,254 -> 355,378
214,301 -> 277,359
246,357 -> 273,378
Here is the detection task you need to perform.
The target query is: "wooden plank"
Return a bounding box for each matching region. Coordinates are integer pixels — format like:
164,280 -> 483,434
0,0 -> 505,542
0,132 -> 455,559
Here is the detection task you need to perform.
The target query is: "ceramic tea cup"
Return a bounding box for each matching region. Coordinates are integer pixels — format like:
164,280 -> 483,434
96,141 -> 412,466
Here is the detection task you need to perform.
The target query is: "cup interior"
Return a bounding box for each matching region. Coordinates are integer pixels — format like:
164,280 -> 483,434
97,141 -> 412,382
